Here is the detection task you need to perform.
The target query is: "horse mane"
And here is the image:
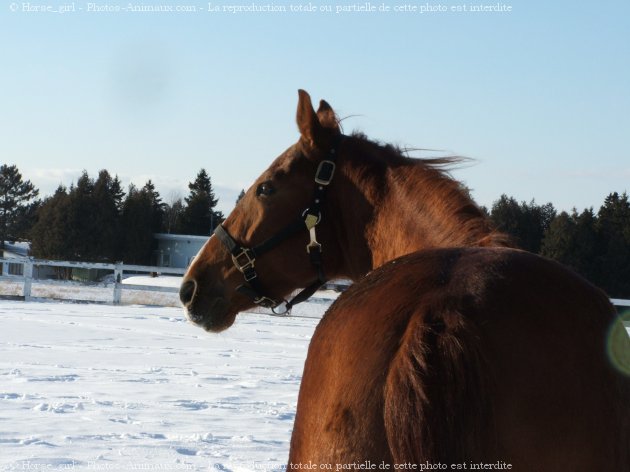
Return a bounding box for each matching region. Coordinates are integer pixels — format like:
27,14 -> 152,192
344,132 -> 512,248
349,131 -> 464,168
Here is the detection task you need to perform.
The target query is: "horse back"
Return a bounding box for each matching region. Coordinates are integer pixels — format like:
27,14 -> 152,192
289,247 -> 630,471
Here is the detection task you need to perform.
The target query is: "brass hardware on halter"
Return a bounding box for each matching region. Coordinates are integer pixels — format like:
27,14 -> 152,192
304,213 -> 319,230
213,135 -> 343,313
306,226 -> 321,254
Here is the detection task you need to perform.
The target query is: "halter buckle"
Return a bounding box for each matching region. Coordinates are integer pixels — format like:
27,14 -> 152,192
315,160 -> 336,186
232,249 -> 255,273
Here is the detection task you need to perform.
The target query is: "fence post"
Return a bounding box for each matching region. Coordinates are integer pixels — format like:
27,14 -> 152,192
113,263 -> 123,304
23,260 -> 33,302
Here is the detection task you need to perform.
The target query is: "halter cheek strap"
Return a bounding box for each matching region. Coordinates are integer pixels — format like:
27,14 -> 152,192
213,137 -> 341,315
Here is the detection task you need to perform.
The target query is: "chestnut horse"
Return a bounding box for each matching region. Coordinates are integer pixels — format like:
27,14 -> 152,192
180,91 -> 630,471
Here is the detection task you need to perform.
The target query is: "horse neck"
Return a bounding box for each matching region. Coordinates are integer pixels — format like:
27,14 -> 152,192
329,147 -> 507,279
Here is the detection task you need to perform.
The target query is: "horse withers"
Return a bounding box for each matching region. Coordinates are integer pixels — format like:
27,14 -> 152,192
180,90 -> 630,471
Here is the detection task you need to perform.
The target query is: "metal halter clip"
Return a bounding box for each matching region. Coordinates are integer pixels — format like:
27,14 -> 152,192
315,160 -> 336,186
306,226 -> 321,254
254,295 -> 279,308
302,209 -> 321,230
271,300 -> 290,316
232,249 -> 255,273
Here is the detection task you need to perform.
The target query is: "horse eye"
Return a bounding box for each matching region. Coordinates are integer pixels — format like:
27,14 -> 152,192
256,182 -> 275,197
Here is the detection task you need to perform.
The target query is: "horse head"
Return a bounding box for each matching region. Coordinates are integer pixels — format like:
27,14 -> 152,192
180,90 -> 348,331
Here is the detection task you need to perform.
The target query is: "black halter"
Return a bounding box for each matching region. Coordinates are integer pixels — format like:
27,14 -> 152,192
213,137 -> 341,315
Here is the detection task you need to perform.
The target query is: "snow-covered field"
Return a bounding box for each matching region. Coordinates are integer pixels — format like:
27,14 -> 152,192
0,300 -> 325,471
2,290 -> 628,472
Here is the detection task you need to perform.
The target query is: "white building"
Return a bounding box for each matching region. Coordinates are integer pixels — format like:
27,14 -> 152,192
153,233 -> 209,269
1,241 -> 29,276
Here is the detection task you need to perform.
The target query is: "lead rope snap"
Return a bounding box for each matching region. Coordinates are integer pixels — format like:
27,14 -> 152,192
271,300 -> 290,316
306,226 -> 321,253
304,211 -> 321,253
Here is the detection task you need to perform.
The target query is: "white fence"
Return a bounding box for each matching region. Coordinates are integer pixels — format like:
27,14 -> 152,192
0,257 -> 184,304
1,258 -> 629,323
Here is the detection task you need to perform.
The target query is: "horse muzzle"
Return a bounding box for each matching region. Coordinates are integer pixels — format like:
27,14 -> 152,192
180,278 -> 235,332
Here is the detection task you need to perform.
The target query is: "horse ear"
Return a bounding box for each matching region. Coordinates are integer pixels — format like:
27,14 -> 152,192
296,90 -> 338,155
317,100 -> 340,133
297,89 -> 322,149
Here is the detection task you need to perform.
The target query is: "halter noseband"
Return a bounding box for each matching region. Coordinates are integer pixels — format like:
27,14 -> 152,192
213,136 -> 342,315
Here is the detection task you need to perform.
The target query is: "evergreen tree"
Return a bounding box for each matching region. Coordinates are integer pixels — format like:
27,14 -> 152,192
186,169 -> 216,205
30,171 -> 124,263
182,195 -> 212,235
12,199 -> 42,242
110,175 -> 125,212
489,195 -> 521,243
142,180 -> 165,233
121,185 -> 150,264
92,170 -> 124,261
520,201 -> 556,253
30,186 -> 73,261
0,164 -> 39,250
180,169 -> 222,235
490,195 -> 555,253
120,182 -> 166,264
596,192 -> 630,297
571,208 -> 599,282
541,211 -> 575,263
541,209 -> 598,282
65,171 -> 100,261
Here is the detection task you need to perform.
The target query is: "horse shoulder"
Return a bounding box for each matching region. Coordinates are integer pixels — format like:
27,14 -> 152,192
291,247 -> 630,469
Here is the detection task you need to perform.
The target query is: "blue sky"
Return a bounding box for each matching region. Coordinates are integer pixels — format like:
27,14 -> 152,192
1,1 -> 629,215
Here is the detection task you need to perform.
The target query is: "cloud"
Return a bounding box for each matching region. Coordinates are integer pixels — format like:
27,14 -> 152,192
29,168 -> 84,195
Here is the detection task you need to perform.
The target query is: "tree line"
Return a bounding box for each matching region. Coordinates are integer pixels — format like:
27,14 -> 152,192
1,165 -> 224,265
1,163 -> 629,297
487,193 -> 630,298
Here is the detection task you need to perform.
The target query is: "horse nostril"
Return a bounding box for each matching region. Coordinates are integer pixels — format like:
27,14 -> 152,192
179,279 -> 197,307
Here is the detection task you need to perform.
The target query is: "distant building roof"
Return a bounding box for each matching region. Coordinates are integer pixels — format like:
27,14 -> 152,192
154,233 -> 209,243
2,241 -> 30,258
